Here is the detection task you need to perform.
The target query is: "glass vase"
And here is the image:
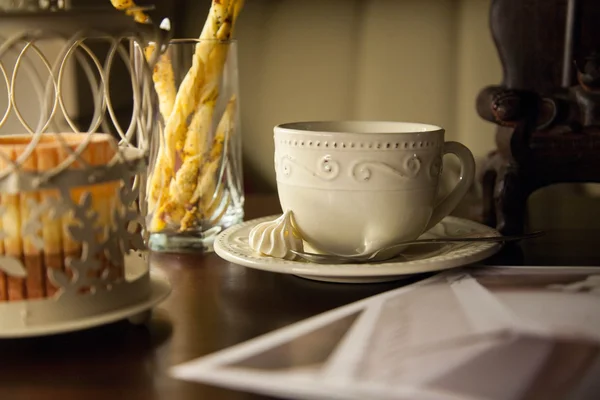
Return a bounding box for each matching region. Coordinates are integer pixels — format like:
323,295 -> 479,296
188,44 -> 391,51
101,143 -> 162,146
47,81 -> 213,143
146,39 -> 244,253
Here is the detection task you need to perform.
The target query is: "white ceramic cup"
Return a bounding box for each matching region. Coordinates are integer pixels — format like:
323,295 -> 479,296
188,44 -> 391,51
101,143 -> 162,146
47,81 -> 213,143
274,121 -> 475,256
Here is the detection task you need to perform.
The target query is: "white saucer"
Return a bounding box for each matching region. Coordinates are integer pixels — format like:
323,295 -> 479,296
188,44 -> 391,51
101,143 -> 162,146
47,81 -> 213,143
0,273 -> 171,338
214,215 -> 502,283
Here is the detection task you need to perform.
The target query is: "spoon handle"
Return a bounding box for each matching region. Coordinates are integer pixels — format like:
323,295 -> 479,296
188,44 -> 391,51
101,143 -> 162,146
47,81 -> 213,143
365,230 -> 545,262
395,230 -> 544,246
291,231 -> 544,264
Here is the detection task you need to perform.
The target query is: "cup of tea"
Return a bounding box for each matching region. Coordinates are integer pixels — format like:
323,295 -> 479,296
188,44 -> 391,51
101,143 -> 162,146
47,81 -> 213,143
274,121 -> 475,256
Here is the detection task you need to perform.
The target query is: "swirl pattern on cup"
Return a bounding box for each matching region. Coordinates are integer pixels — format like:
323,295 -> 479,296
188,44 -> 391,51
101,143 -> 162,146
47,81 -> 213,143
430,155 -> 443,179
351,155 -> 421,183
279,155 -> 340,181
318,155 -> 340,180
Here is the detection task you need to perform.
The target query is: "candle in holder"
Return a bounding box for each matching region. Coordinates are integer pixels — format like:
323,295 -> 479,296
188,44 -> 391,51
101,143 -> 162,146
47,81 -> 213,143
0,133 -> 121,301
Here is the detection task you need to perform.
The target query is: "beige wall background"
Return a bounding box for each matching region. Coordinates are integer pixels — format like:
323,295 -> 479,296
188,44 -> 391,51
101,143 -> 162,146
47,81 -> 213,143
1,0 -> 598,230
227,0 -> 502,191
217,0 -> 599,229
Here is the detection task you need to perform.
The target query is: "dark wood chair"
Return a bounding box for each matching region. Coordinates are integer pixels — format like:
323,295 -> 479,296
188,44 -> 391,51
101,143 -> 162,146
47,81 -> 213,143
477,0 -> 600,234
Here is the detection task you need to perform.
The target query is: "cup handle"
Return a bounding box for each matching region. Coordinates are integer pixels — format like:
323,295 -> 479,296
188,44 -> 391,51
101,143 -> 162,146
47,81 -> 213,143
425,141 -> 476,232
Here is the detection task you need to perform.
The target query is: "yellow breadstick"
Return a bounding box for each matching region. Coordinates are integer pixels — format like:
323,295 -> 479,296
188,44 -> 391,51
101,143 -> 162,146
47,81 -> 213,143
146,132 -> 173,215
173,99 -> 217,204
146,0 -> 245,232
153,94 -> 235,232
149,1 -> 230,229
110,0 -> 172,218
178,97 -> 237,230
144,44 -> 176,123
192,97 -> 237,203
110,0 -> 172,217
149,189 -> 185,232
170,1 -> 243,229
165,60 -> 207,161
147,50 -> 207,224
110,0 -> 150,24
144,43 -> 177,213
151,101 -> 215,228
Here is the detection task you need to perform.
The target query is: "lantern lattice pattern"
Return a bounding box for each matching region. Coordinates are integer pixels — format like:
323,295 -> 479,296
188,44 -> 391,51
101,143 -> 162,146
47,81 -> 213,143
0,2 -> 167,333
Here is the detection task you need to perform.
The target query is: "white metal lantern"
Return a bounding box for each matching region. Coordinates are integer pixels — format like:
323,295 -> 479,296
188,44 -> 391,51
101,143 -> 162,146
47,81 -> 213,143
0,0 -> 169,336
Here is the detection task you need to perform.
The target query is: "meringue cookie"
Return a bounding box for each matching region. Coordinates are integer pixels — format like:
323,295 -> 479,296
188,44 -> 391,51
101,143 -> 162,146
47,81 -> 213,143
248,210 -> 304,260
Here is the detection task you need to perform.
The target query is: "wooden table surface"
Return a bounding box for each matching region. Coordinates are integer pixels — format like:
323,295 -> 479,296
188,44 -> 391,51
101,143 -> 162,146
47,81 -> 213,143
0,195 -> 599,400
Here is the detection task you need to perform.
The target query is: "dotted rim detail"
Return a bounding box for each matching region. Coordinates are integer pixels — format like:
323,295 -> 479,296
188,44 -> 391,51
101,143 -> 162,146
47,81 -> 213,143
278,139 -> 441,150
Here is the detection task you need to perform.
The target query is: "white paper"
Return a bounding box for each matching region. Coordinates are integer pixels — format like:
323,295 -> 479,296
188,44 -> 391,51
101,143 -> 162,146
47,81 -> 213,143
171,266 -> 600,400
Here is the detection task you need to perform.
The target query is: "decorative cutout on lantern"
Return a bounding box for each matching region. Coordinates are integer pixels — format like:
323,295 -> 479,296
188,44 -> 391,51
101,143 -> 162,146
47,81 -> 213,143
0,256 -> 26,278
